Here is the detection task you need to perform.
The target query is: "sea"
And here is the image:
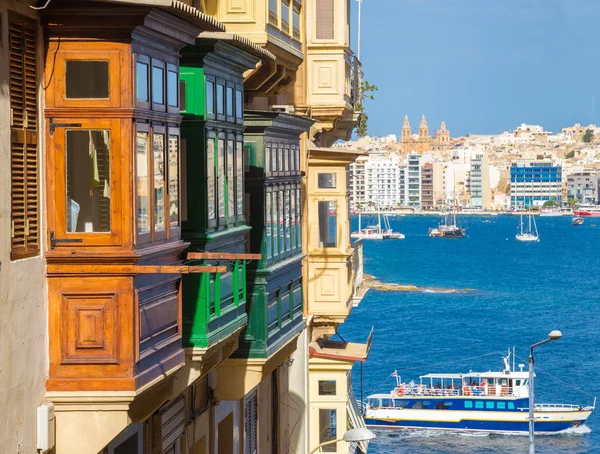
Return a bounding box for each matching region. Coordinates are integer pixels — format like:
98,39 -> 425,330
340,214 -> 600,454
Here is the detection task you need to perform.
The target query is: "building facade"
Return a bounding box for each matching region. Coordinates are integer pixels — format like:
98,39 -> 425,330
567,173 -> 600,205
470,150 -> 491,209
510,160 -> 563,208
407,153 -> 422,208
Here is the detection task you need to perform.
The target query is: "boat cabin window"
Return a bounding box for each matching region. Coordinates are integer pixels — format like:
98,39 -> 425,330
464,401 -> 473,408
497,401 -> 506,409
486,401 -> 494,409
367,398 -> 380,408
412,400 -> 431,409
514,380 -> 521,386
394,399 -> 409,408
434,401 -> 453,410
508,402 -> 515,410
381,398 -> 393,408
475,401 -> 484,409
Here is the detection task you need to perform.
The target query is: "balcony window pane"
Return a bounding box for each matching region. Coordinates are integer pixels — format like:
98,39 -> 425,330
290,188 -> 296,251
281,0 -> 290,32
318,200 -> 336,247
167,69 -> 178,107
136,132 -> 150,234
66,61 -> 109,99
285,189 -> 290,252
206,80 -> 215,118
278,147 -> 283,172
296,189 -> 302,249
266,192 -> 272,261
227,140 -> 234,217
318,380 -> 336,396
316,0 -> 334,40
226,86 -> 234,118
278,191 -> 285,255
207,138 -> 216,220
272,147 -> 278,172
236,142 -> 244,216
319,409 -> 337,452
293,4 -> 301,40
168,135 -> 179,226
152,66 -> 164,105
318,173 -> 337,188
136,62 -> 149,102
272,190 -> 279,259
153,133 -> 166,231
266,147 -> 271,175
66,130 -> 111,232
216,83 -> 224,116
180,80 -> 187,111
269,0 -> 278,24
284,146 -> 289,172
236,90 -> 243,120
218,139 -> 225,218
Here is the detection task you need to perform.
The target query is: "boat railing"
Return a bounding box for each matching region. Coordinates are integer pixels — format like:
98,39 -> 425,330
534,403 -> 584,412
394,385 -> 514,397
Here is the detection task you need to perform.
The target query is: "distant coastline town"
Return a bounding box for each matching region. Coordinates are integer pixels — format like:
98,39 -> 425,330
337,115 -> 600,213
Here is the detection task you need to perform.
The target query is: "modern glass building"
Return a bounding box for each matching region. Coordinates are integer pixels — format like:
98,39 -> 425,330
510,160 -> 562,208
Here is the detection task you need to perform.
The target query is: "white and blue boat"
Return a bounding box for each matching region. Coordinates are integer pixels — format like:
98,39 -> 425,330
364,352 -> 595,433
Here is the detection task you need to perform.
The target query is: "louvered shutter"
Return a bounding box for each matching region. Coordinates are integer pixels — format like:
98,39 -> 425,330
316,0 -> 334,40
244,389 -> 258,454
9,16 -> 39,260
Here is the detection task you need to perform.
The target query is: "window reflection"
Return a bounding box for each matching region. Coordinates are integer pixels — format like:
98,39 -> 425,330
136,62 -> 149,102
136,132 -> 150,234
152,66 -> 164,105
206,80 -> 215,118
168,135 -> 179,227
227,140 -> 234,217
66,61 -> 109,99
207,138 -> 216,220
236,142 -> 243,216
218,139 -> 225,218
66,130 -> 111,232
153,133 -> 166,231
318,200 -> 336,247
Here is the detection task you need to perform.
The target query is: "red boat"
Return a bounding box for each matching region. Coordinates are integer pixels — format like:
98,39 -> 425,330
573,204 -> 600,217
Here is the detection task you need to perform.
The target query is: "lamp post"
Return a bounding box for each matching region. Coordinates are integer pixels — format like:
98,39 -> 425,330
310,427 -> 375,454
528,330 -> 562,454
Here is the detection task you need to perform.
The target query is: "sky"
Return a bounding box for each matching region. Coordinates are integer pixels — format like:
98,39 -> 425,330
352,0 -> 600,137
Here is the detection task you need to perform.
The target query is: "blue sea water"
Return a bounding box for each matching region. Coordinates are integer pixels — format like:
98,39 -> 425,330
340,215 -> 600,454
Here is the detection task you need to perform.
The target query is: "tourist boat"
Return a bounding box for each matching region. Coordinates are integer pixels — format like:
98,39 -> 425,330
430,207 -> 465,238
573,204 -> 600,217
352,207 -> 404,240
516,212 -> 539,242
363,351 -> 595,433
572,216 -> 584,226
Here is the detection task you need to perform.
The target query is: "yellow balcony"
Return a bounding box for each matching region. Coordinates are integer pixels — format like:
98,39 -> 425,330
306,147 -> 366,326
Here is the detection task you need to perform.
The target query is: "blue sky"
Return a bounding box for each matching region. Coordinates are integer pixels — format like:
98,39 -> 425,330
352,0 -> 600,137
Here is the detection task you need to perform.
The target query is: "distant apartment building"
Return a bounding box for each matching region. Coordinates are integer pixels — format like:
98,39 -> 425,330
421,163 -> 434,210
470,150 -> 491,208
365,153 -> 402,209
407,153 -> 422,208
510,159 -> 562,208
567,173 -> 600,204
349,155 -> 368,211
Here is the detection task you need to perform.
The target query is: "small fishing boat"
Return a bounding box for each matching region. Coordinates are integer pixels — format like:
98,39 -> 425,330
363,351 -> 595,433
572,216 -> 584,226
516,212 -> 539,242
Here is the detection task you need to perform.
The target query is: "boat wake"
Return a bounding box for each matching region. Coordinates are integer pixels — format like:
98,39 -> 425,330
557,425 -> 592,436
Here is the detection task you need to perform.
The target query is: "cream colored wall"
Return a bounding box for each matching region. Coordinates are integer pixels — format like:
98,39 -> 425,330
308,359 -> 352,454
288,328 -> 309,454
0,4 -> 47,453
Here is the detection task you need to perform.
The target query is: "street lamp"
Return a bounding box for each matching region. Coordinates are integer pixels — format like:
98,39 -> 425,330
310,427 -> 376,454
528,330 -> 562,454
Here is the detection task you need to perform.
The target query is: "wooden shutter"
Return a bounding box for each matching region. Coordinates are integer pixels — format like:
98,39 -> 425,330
316,0 -> 334,40
9,15 -> 39,260
244,389 -> 258,454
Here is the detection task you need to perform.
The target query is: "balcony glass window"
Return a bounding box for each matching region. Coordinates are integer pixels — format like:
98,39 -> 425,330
266,192 -> 272,261
296,189 -> 302,249
167,68 -> 178,107
272,190 -> 279,259
216,82 -> 224,116
292,2 -> 301,40
66,130 -> 111,232
318,200 -> 337,248
153,133 -> 166,231
281,0 -> 290,33
206,80 -> 215,119
266,147 -> 271,175
136,132 -> 150,234
227,139 -> 235,217
226,86 -> 234,119
319,409 -> 337,452
236,89 -> 243,120
318,380 -> 336,396
218,139 -> 225,218
236,142 -> 244,216
290,188 -> 296,251
318,173 -> 337,189
66,61 -> 109,99
285,189 -> 291,251
207,138 -> 216,220
269,0 -> 278,25
168,135 -> 179,226
152,66 -> 164,105
278,191 -> 285,254
136,62 -> 149,102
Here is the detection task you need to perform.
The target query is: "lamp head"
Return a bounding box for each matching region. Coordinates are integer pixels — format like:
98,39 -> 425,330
342,428 -> 376,443
548,330 -> 562,341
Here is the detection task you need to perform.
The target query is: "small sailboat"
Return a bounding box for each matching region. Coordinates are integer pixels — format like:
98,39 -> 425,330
572,216 -> 584,226
351,211 -> 384,240
382,214 -> 405,239
516,212 -> 539,242
430,205 -> 465,238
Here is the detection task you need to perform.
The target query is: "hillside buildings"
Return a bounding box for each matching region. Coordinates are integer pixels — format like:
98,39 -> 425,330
510,160 -> 563,208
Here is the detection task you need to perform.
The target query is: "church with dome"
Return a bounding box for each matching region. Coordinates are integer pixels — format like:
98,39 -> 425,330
399,115 -> 452,154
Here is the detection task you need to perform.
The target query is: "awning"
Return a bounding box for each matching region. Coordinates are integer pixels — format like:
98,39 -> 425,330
308,328 -> 373,363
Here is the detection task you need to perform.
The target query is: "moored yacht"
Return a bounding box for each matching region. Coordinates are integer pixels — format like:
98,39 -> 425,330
364,351 -> 595,433
516,212 -> 539,242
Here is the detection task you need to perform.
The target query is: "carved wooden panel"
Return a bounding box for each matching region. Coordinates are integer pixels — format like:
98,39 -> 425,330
61,293 -> 119,364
